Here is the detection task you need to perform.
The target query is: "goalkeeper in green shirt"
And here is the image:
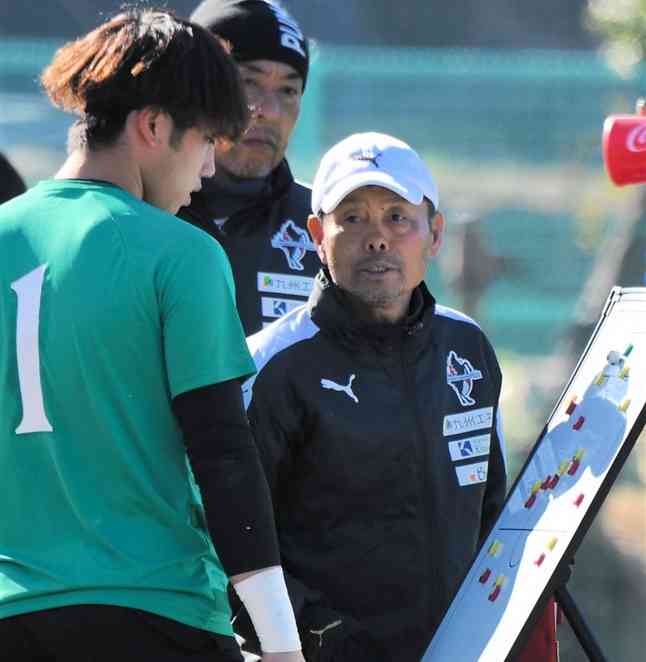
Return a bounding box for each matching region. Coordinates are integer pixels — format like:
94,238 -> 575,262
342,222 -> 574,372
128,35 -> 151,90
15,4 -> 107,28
0,8 -> 303,662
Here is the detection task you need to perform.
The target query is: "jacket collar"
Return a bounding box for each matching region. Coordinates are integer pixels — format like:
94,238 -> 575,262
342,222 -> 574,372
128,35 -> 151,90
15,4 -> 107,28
308,268 -> 436,349
188,159 -> 295,235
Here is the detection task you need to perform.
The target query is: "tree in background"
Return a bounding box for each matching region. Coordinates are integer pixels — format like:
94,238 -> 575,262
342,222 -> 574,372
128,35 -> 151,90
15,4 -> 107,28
568,1 -> 646,349
551,14 -> 646,662
586,0 -> 646,77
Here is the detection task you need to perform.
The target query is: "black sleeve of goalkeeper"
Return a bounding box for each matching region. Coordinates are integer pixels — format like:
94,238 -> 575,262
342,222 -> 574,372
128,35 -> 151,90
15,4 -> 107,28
172,380 -> 281,576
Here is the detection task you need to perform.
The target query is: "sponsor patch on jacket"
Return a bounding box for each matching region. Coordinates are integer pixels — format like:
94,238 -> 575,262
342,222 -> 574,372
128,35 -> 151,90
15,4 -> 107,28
446,350 -> 482,406
455,461 -> 488,486
258,272 -> 314,297
271,219 -> 316,271
261,296 -> 302,319
448,434 -> 491,462
443,406 -> 493,437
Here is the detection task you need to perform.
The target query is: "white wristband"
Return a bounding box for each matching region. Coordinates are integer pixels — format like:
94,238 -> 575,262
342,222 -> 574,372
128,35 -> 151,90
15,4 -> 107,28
233,566 -> 301,653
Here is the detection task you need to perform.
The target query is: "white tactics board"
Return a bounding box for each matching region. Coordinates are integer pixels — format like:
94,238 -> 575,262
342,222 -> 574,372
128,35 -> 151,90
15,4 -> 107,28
422,287 -> 646,662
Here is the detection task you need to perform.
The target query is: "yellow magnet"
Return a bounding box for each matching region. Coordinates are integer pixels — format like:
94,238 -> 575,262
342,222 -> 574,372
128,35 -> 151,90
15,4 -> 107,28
558,460 -> 570,475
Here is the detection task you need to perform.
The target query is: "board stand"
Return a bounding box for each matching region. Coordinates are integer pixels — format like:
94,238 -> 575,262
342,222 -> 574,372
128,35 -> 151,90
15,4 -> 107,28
555,584 -> 608,662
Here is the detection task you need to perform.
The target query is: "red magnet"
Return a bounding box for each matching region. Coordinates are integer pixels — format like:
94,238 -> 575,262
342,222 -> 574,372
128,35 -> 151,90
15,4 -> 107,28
574,493 -> 585,507
565,399 -> 577,415
488,586 -> 502,602
573,416 -> 585,430
534,553 -> 546,566
479,568 -> 492,584
567,459 -> 581,476
548,474 -> 560,489
524,493 -> 537,509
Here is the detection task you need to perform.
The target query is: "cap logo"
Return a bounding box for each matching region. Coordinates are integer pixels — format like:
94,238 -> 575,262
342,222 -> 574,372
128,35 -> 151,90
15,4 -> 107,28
351,149 -> 382,169
265,1 -> 306,58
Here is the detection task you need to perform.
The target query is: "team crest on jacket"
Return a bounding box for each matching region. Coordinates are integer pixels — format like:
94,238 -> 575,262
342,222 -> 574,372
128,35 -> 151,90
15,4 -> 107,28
446,350 -> 483,407
271,219 -> 316,271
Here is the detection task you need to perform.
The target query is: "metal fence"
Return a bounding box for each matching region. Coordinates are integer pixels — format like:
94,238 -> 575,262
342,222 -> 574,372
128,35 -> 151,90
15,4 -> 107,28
1,38 -> 646,661
2,40 -> 646,356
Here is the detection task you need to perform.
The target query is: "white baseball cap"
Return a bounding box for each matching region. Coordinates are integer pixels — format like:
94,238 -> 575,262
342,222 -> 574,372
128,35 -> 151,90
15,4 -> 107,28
311,132 -> 439,215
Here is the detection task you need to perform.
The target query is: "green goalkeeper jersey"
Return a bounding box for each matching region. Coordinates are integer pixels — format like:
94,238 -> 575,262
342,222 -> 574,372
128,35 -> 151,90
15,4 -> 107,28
0,179 -> 255,635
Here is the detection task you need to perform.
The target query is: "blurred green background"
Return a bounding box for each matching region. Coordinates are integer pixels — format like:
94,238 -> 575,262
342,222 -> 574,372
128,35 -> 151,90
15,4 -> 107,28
1,1 -> 645,659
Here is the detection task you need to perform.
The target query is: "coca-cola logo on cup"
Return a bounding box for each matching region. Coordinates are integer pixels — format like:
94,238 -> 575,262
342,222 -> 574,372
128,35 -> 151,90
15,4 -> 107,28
626,124 -> 646,152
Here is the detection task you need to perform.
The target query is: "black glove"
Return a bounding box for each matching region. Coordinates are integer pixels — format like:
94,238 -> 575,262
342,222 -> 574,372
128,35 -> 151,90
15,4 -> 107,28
298,605 -> 388,662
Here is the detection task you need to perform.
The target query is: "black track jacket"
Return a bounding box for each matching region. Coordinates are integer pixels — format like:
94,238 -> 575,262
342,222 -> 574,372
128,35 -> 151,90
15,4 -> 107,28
178,160 -> 319,335
243,271 -> 507,661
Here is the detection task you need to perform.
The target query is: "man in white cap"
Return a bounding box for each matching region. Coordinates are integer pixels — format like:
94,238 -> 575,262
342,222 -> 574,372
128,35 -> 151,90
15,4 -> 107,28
240,132 -> 507,660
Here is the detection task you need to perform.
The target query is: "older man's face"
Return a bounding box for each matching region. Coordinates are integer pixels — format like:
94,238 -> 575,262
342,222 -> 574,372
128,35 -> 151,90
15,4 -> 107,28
308,186 -> 444,324
214,59 -> 302,179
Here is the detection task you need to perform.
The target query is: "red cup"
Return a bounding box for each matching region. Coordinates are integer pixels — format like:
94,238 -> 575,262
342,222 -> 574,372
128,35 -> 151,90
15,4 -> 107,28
602,114 -> 646,186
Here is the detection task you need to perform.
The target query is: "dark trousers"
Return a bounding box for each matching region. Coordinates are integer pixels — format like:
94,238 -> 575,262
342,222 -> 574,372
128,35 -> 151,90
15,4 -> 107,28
0,604 -> 244,662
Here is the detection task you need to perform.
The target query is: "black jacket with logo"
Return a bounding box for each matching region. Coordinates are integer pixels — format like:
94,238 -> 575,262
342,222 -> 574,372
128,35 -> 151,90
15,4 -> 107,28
178,160 -> 319,335
243,271 -> 507,661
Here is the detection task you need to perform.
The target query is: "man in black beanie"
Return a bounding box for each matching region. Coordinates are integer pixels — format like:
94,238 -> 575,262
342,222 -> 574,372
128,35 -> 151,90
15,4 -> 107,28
179,0 -> 318,335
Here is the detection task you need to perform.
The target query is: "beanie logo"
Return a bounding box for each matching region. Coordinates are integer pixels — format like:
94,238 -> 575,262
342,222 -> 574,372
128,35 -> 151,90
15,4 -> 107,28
265,1 -> 306,58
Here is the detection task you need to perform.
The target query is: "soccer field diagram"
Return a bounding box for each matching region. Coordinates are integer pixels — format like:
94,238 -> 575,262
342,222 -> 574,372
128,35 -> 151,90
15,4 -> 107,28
422,287 -> 646,662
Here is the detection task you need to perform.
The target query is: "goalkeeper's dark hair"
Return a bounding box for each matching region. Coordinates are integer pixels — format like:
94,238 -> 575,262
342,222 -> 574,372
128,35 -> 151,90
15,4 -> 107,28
41,7 -> 249,151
